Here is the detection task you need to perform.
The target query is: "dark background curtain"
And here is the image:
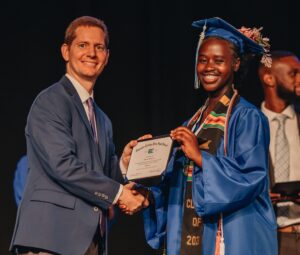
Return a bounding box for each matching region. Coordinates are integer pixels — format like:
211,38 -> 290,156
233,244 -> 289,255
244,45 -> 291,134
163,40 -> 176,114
1,0 -> 299,254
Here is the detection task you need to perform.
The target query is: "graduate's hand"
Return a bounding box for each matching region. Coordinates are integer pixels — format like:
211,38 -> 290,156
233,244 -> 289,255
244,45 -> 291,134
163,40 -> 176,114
170,126 -> 202,167
131,187 -> 150,209
117,183 -> 146,215
118,183 -> 150,214
121,134 -> 153,170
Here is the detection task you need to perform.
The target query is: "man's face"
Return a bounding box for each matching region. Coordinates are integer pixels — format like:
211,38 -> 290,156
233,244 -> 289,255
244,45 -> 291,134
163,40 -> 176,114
196,37 -> 240,98
61,26 -> 109,85
273,56 -> 300,102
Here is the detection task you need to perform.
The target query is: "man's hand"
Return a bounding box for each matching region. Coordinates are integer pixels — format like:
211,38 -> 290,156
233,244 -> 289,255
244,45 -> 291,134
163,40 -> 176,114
295,192 -> 300,204
121,134 -> 152,170
269,192 -> 282,204
118,182 -> 149,215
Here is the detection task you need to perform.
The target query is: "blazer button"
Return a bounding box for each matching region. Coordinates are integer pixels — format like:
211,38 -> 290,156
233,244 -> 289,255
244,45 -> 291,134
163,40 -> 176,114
93,207 -> 99,212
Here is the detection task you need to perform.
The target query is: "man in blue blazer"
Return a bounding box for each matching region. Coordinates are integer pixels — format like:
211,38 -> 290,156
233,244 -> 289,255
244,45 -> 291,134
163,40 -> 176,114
10,16 -> 147,255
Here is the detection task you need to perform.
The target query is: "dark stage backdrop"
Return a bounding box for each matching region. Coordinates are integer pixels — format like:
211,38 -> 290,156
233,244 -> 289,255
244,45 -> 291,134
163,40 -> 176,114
1,0 -> 299,254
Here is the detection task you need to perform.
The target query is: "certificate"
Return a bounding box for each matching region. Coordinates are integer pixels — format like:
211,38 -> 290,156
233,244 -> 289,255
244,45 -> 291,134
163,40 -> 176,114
126,135 -> 173,181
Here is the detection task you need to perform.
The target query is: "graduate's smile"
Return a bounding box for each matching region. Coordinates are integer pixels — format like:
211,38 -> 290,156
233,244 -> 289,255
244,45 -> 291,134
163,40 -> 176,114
201,72 -> 220,84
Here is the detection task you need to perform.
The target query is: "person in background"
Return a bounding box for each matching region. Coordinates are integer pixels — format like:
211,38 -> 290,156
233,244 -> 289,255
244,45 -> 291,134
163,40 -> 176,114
259,50 -> 300,255
126,17 -> 278,255
10,16 -> 148,255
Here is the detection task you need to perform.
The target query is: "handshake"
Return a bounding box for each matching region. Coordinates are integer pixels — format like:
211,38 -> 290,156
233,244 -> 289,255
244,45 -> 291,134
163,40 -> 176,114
117,182 -> 151,215
117,134 -> 154,215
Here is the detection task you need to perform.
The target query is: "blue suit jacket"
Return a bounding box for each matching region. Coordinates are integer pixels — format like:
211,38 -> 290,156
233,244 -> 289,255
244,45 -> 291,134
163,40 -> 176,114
10,76 -> 124,255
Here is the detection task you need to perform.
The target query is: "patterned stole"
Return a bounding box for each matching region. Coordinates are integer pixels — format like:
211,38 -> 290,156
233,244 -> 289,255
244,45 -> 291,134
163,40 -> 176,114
180,86 -> 239,255
180,158 -> 203,255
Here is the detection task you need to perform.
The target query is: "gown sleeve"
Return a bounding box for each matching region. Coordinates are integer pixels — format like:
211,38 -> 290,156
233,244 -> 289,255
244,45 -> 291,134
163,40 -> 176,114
13,155 -> 29,206
192,107 -> 270,216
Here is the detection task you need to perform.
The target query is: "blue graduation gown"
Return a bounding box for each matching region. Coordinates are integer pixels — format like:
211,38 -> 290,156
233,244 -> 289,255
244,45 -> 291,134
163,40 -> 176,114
143,98 -> 277,255
13,155 -> 28,206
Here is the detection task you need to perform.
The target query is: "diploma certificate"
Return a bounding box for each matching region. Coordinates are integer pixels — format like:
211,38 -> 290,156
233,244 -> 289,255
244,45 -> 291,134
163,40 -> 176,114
126,135 -> 173,181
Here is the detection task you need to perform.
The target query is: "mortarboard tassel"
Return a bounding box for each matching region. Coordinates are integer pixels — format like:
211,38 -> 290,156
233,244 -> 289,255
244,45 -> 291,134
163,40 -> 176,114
194,20 -> 207,89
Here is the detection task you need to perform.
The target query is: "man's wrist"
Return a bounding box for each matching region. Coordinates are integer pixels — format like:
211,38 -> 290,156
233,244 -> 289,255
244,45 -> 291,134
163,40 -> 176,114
113,184 -> 123,205
119,159 -> 128,177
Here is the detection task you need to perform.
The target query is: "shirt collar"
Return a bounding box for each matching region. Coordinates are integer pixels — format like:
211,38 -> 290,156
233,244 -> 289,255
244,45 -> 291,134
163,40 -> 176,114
261,101 -> 295,121
65,73 -> 94,103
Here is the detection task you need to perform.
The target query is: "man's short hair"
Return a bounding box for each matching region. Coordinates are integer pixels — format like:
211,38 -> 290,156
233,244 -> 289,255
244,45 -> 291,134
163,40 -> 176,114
271,50 -> 296,61
64,16 -> 109,47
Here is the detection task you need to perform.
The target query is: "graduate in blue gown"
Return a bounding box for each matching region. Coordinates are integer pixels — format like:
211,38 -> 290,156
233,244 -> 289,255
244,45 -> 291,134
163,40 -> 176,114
142,17 -> 278,255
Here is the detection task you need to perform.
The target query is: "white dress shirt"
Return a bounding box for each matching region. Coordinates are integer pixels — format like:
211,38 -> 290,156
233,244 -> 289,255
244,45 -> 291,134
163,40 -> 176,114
261,101 -> 300,227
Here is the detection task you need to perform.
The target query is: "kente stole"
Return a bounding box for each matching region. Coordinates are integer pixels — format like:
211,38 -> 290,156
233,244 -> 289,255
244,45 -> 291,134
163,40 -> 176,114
180,87 -> 239,255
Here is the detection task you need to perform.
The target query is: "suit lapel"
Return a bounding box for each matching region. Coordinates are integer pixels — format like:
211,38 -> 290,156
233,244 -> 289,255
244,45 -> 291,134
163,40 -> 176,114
61,77 -> 96,142
61,76 -> 105,170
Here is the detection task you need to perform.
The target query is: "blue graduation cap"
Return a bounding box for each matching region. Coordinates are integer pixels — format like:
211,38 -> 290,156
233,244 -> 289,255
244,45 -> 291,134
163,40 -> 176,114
192,17 -> 271,88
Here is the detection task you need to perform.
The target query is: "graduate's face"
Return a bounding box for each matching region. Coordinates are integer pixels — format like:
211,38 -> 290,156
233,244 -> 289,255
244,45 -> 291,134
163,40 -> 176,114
61,26 -> 109,85
272,56 -> 300,101
197,37 -> 240,97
